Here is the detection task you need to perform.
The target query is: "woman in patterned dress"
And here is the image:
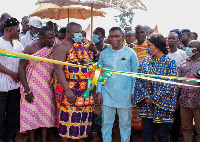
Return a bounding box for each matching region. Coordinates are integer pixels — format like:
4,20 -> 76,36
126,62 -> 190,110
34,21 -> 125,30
133,34 -> 178,142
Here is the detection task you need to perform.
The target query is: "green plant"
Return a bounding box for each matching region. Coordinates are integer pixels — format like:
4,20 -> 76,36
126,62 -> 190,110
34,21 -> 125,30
114,11 -> 135,28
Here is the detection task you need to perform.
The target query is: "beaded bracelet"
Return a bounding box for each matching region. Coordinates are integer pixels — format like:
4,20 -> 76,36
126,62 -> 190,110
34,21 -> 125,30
24,89 -> 32,95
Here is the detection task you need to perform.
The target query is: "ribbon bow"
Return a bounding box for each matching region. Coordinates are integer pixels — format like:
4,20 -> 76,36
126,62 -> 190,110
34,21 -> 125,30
83,62 -> 112,98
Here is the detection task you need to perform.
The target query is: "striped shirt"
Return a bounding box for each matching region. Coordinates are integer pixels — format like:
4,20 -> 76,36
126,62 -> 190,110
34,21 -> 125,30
132,40 -> 148,64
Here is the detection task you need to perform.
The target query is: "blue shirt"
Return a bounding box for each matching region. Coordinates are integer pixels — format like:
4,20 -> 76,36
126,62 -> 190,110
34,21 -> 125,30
97,45 -> 139,108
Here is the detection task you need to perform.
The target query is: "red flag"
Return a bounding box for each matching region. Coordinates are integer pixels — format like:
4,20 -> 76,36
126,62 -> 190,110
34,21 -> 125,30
154,25 -> 159,34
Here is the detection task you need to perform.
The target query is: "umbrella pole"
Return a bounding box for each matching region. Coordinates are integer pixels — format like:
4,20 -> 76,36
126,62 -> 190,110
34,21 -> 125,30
91,3 -> 93,42
68,8 -> 69,23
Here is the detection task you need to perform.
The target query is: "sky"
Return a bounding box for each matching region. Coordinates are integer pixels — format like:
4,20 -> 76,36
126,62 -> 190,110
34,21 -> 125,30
1,0 -> 200,38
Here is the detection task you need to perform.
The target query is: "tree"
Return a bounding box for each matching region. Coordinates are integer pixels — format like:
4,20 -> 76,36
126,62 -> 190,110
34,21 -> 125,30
114,11 -> 135,28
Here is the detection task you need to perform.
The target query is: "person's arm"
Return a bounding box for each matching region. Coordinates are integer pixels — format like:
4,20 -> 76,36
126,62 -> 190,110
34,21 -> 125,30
176,62 -> 183,109
53,43 -> 75,103
0,63 -> 19,83
150,60 -> 178,111
18,45 -> 35,103
96,52 -> 104,106
133,58 -> 150,106
131,50 -> 139,103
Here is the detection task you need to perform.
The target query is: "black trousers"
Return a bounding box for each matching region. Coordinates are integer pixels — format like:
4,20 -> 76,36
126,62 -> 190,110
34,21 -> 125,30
0,89 -> 20,142
171,106 -> 181,142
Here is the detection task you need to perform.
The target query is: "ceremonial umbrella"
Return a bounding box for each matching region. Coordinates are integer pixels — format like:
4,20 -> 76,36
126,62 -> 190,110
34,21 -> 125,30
36,0 -> 147,41
30,4 -> 106,23
37,0 -> 147,12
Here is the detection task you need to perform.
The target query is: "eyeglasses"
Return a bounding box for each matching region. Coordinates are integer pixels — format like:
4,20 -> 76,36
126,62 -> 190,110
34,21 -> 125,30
11,28 -> 20,33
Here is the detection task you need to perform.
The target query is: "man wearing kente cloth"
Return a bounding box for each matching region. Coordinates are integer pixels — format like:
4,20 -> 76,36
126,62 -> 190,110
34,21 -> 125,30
19,26 -> 58,142
131,25 -> 148,138
53,22 -> 93,142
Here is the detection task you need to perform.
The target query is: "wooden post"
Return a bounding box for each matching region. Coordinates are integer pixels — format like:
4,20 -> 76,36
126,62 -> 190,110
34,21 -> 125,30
68,8 -> 69,23
91,3 -> 93,42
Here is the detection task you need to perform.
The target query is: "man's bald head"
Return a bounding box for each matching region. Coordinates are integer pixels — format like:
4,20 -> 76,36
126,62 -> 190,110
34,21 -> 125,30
66,22 -> 81,32
189,40 -> 200,48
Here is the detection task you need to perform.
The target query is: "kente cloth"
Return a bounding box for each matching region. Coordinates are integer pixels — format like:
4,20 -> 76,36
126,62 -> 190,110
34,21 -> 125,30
54,42 -> 94,139
132,40 -> 148,64
81,37 -> 90,47
58,105 -> 94,139
131,40 -> 148,128
133,55 -> 178,123
20,39 -> 58,132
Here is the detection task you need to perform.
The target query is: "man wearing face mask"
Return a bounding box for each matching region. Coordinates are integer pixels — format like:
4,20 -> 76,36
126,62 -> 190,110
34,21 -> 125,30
89,27 -> 110,62
53,22 -> 94,141
178,40 -> 200,142
134,34 -> 177,142
20,18 -> 43,48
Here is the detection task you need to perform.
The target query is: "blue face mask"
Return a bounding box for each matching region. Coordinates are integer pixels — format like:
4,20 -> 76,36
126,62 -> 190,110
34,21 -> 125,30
72,33 -> 82,42
185,47 -> 197,57
33,34 -> 38,39
93,34 -> 101,43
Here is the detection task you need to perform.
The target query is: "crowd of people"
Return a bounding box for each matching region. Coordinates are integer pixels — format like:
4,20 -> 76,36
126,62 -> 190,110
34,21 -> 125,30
0,12 -> 200,142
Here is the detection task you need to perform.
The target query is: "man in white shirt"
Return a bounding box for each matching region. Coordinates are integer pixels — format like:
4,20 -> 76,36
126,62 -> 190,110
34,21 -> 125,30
20,18 -> 43,48
168,31 -> 188,142
0,17 -> 24,142
168,32 -> 188,68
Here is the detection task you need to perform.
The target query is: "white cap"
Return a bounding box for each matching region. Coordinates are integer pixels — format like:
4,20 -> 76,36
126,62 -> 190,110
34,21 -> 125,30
29,18 -> 43,28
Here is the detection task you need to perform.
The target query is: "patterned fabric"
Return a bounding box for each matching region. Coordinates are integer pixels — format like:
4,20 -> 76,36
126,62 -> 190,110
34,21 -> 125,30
81,37 -> 90,47
54,42 -> 94,139
59,105 -> 94,139
178,57 -> 200,108
131,40 -> 148,128
20,39 -> 58,132
132,40 -> 148,64
133,55 -> 178,123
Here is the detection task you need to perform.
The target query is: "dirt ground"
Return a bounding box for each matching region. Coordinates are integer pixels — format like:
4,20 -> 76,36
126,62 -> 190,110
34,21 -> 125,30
15,125 -> 185,142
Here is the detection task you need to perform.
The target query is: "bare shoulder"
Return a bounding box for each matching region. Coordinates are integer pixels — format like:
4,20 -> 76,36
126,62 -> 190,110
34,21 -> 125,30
22,42 -> 39,55
53,41 -> 73,61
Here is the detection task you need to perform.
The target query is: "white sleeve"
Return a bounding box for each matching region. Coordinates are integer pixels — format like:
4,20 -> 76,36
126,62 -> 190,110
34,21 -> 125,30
181,50 -> 189,61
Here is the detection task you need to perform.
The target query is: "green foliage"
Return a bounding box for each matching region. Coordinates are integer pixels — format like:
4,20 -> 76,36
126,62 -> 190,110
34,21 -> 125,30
114,11 -> 135,28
